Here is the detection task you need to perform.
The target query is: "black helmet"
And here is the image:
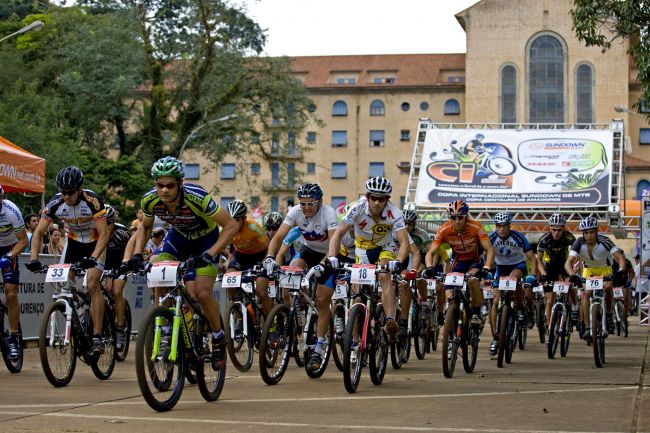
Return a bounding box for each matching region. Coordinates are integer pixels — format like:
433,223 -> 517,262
263,212 -> 283,230
56,166 -> 84,191
105,204 -> 116,225
297,183 -> 323,200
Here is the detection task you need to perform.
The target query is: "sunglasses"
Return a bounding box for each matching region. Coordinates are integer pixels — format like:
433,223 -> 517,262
60,189 -> 78,196
368,195 -> 388,203
449,215 -> 466,221
550,228 -> 563,233
155,181 -> 177,190
496,223 -> 509,228
299,201 -> 319,207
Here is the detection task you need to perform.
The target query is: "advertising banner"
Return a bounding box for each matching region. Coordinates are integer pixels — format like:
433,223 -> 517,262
415,128 -> 613,208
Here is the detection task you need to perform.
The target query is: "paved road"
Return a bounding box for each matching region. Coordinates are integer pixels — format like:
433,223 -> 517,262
0,318 -> 649,433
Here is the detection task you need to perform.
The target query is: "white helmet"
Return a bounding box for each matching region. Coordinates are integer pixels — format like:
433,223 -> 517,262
365,176 -> 392,196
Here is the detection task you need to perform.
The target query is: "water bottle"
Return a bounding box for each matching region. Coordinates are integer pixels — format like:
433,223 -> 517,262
335,316 -> 344,334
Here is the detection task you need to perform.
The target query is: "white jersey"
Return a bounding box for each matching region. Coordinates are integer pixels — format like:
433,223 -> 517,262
344,199 -> 406,249
283,204 -> 338,254
0,199 -> 26,247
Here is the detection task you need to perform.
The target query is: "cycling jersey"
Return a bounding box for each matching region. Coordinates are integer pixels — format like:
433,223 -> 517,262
231,219 -> 268,254
283,204 -> 338,254
432,218 -> 488,262
42,190 -> 106,243
0,199 -> 25,247
569,235 -> 620,268
344,199 -> 406,249
339,230 -> 356,260
537,231 -> 575,269
489,229 -> 531,266
105,223 -> 130,271
140,183 -> 219,240
409,226 -> 433,255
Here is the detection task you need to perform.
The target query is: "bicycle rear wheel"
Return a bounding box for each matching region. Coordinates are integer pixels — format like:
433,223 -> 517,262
195,316 -> 226,402
343,304 -> 365,393
259,304 -> 292,385
135,306 -> 186,412
90,305 -> 117,380
115,300 -> 132,362
536,301 -> 546,344
331,303 -> 346,372
441,303 -> 458,378
226,302 -> 254,372
39,302 -> 76,387
1,308 -> 22,373
369,304 -> 388,386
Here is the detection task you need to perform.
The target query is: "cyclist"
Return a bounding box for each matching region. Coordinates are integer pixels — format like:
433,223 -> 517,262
0,185 -> 29,360
263,211 -> 283,241
26,166 -> 110,355
488,212 -> 538,355
565,216 -> 627,338
536,213 -> 577,329
125,156 -> 238,369
423,200 -> 495,334
263,183 -> 338,370
323,177 -> 410,345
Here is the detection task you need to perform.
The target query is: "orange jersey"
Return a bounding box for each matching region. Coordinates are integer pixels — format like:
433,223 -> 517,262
432,218 -> 488,262
232,218 -> 268,254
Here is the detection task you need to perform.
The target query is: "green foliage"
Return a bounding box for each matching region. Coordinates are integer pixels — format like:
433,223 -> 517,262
572,0 -> 650,115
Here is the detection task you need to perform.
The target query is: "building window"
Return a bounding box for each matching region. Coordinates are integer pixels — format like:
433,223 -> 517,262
401,102 -> 410,112
271,132 -> 279,154
500,64 -> 517,123
271,196 -> 279,212
288,132 -> 297,155
251,133 -> 260,144
332,100 -> 348,116
250,163 -> 260,176
287,162 -> 296,187
641,128 -> 650,145
576,64 -> 593,124
331,196 -> 346,212
306,162 -> 316,174
370,99 -> 385,116
369,162 -> 384,177
185,163 -> 200,179
306,131 -> 316,144
250,196 -> 260,208
400,130 -> 410,141
420,101 -> 429,111
308,103 -> 317,113
336,77 -> 356,84
271,162 -> 279,187
221,197 -> 234,209
443,99 -> 460,115
529,34 -> 565,123
332,130 -> 348,147
332,162 -> 347,179
370,130 -> 385,147
220,163 -> 236,180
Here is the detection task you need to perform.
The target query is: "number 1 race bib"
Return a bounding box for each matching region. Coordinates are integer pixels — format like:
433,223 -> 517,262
147,261 -> 179,288
45,264 -> 71,283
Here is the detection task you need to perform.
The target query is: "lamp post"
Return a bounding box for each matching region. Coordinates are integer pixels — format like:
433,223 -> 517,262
177,113 -> 238,159
615,105 -> 648,120
0,21 -> 44,44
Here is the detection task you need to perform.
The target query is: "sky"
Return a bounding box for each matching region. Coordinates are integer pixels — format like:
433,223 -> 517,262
237,0 -> 481,57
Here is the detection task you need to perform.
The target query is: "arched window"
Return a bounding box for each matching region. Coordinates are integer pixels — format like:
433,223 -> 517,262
500,65 -> 517,123
576,64 -> 593,124
529,34 -> 565,123
370,99 -> 385,116
332,100 -> 347,116
637,180 -> 650,199
443,99 -> 460,115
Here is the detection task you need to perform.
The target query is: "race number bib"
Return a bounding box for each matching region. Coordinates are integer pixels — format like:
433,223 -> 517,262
147,261 -> 179,288
45,264 -> 71,283
279,266 -> 303,290
498,277 -> 517,291
553,282 -> 569,294
221,272 -> 242,289
333,280 -> 348,300
242,282 -> 254,294
426,279 -> 436,290
585,276 -> 604,291
350,264 -> 376,285
613,287 -> 624,299
444,272 -> 464,287
267,281 -> 277,298
483,287 -> 494,299
533,284 -> 544,293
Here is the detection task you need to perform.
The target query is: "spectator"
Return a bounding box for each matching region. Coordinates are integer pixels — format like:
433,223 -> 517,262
42,226 -> 65,256
23,213 -> 38,253
143,226 -> 165,260
130,208 -> 144,230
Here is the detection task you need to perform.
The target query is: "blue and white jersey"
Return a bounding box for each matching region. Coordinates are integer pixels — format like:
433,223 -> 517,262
0,199 -> 25,247
283,204 -> 338,254
489,229 -> 531,266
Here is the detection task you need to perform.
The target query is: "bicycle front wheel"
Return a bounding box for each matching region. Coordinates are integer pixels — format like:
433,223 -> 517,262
414,307 -> 428,360
497,305 -> 510,368
591,303 -> 605,368
304,311 -> 333,379
535,301 -> 546,343
343,304 -> 365,393
258,304 -> 292,385
135,306 -> 186,412
195,315 -> 226,402
441,303 -> 458,378
369,304 -> 388,386
226,302 -> 254,372
90,304 -> 117,380
462,324 -> 479,373
39,302 -> 76,387
430,309 -> 440,352
547,307 -> 561,359
560,312 -> 571,358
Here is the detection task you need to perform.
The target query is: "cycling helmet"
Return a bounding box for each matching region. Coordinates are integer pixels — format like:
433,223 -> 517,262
447,200 -> 469,216
104,204 -> 116,225
493,212 -> 512,225
56,166 -> 84,191
151,156 -> 184,179
548,213 -> 567,226
263,211 -> 283,230
403,209 -> 417,224
365,176 -> 392,196
296,183 -> 323,200
227,199 -> 248,219
579,216 -> 598,231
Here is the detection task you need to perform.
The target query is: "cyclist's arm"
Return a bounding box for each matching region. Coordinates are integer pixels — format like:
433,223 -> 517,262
276,242 -> 290,264
613,250 -> 626,274
395,227 -> 410,263
206,207 -> 238,259
425,241 -> 440,268
480,236 -> 495,269
535,251 -> 547,277
267,222 -> 292,259
410,244 -> 421,270
129,215 -> 153,260
326,221 -> 349,258
29,217 -> 51,261
91,217 -> 110,260
565,254 -> 578,277
10,230 -> 28,257
121,231 -> 138,261
526,249 -> 538,277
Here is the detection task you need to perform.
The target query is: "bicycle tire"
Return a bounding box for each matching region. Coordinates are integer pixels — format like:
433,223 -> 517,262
536,301 -> 546,344
560,312 -> 571,358
591,303 -> 604,368
518,319 -> 527,351
430,309 -> 440,352
343,304 -> 365,393
39,302 -> 77,387
195,315 -> 226,402
547,306 -> 560,359
135,306 -> 186,412
462,325 -> 479,373
414,307 -> 428,360
258,303 -> 292,385
304,312 -> 333,379
115,300 -> 132,362
369,304 -> 388,386
90,305 -> 117,380
506,312 -> 516,363
331,303 -> 346,372
441,303 -> 458,378
226,302 -> 254,372
293,308 -> 305,368
497,305 -> 509,368
1,308 -> 23,373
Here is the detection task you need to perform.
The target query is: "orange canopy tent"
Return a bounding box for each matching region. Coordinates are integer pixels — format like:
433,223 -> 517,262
0,135 -> 45,193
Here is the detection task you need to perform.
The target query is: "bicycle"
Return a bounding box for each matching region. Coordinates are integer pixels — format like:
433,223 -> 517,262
424,278 -> 440,352
340,263 -> 389,393
494,276 -> 521,368
390,271 -> 411,370
532,283 -> 546,344
101,269 -> 133,362
579,275 -> 610,368
330,272 -> 351,372
134,260 -> 226,412
0,285 -> 23,373
439,272 -> 481,378
612,286 -> 628,338
38,262 -> 117,387
547,280 -> 573,359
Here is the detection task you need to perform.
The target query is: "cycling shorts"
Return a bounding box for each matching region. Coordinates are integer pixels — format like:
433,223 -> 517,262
228,250 -> 267,272
62,239 -> 106,271
355,243 -> 397,265
450,258 -> 483,274
494,261 -> 528,279
582,266 -> 612,278
0,245 -> 19,284
157,226 -> 219,279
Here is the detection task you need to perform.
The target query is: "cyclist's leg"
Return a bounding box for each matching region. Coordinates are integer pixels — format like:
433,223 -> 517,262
111,278 -> 128,327
0,247 -> 20,332
87,267 -> 105,335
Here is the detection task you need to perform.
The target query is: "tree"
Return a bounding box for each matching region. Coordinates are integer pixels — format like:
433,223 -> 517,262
572,0 -> 650,115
